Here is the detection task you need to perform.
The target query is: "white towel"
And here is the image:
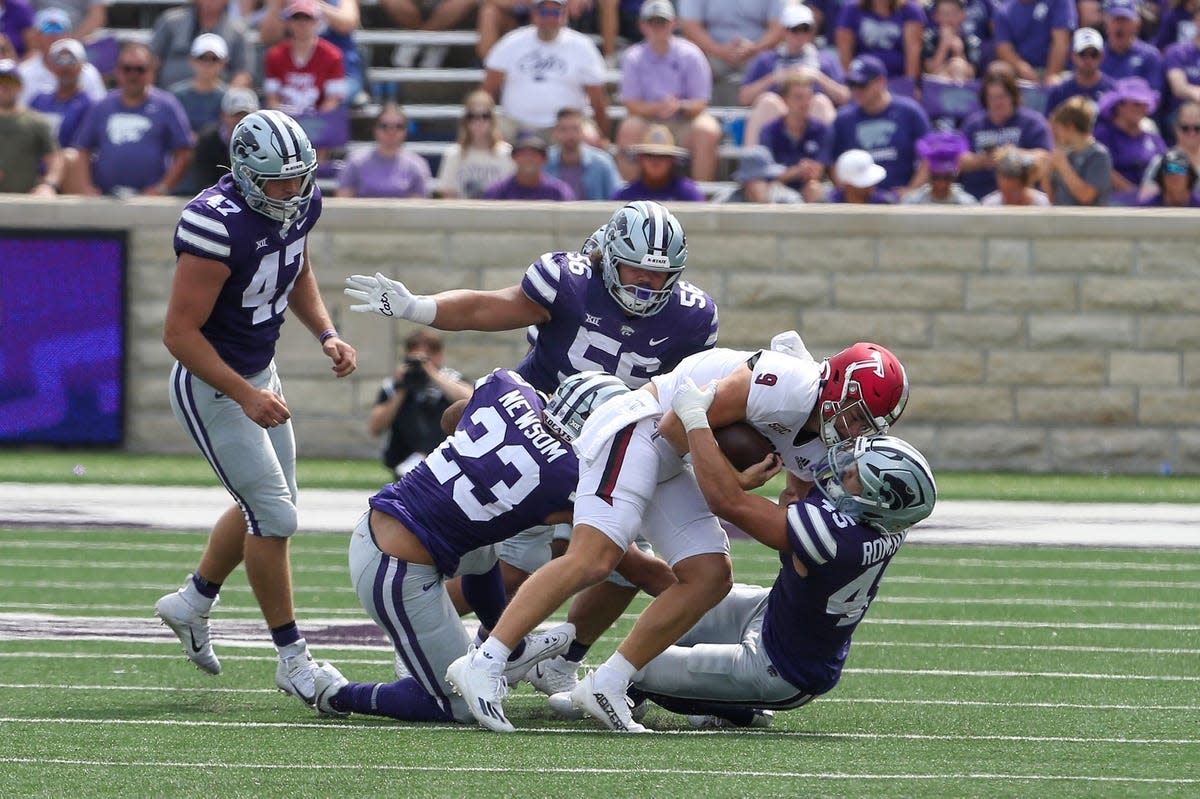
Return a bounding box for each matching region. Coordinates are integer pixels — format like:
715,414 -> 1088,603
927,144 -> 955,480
770,330 -> 814,361
574,389 -> 661,462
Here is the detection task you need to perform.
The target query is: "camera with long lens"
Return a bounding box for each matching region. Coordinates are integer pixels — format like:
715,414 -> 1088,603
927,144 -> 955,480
403,357 -> 429,389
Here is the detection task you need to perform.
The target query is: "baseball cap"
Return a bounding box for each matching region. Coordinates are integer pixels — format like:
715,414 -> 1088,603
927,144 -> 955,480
835,149 -> 886,188
732,146 -> 786,182
1073,27 -> 1105,54
34,7 -> 72,34
49,38 -> 87,66
284,0 -> 321,18
639,0 -> 675,20
221,86 -> 260,115
847,55 -> 886,85
191,33 -> 229,60
1159,147 -> 1193,176
0,58 -> 20,81
1104,0 -> 1139,19
780,3 -> 815,29
513,130 -> 548,153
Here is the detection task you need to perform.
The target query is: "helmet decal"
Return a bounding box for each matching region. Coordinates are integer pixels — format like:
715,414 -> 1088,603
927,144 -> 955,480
231,126 -> 261,160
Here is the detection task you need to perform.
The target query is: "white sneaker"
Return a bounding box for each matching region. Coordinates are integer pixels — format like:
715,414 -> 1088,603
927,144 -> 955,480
392,43 -> 420,68
547,690 -> 586,720
154,586 -> 220,675
419,44 -> 449,69
503,622 -> 576,683
275,641 -> 319,709
312,662 -> 351,718
445,653 -> 515,732
687,709 -> 775,729
568,671 -> 649,733
528,655 -> 579,696
394,650 -> 410,680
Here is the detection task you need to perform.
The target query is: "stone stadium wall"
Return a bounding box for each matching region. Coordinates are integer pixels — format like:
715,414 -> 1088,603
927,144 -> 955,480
4,195 -> 1197,475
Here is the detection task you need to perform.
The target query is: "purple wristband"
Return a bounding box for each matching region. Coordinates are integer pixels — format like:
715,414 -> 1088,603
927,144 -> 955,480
319,328 -> 339,344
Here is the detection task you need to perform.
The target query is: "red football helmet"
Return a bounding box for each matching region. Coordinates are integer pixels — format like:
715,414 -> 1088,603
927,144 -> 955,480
817,342 -> 909,446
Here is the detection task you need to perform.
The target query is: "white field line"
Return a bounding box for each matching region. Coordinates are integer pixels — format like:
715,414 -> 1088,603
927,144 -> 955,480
0,559 -> 349,574
0,756 -> 1196,784
898,557 -> 1200,572
0,539 -> 351,557
0,717 -> 1197,746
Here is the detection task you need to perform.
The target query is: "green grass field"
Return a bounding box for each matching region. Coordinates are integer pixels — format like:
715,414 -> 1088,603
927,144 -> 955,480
1,521 -> 1197,798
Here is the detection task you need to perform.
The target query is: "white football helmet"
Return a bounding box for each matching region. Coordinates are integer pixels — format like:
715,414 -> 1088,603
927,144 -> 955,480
601,201 -> 687,317
230,110 -> 317,230
815,434 -> 936,535
544,371 -> 630,443
581,224 -> 606,258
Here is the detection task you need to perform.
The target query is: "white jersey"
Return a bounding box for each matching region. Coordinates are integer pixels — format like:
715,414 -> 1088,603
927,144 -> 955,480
651,348 -> 826,481
484,26 -> 606,129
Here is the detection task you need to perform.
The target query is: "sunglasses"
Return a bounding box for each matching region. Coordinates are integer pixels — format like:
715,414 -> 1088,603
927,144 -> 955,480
788,24 -> 813,33
1177,124 -> 1200,133
536,5 -> 563,17
1077,48 -> 1102,58
376,121 -> 406,130
51,52 -> 81,66
1163,161 -> 1191,175
118,64 -> 149,74
847,79 -> 870,89
194,53 -> 223,62
465,111 -> 492,120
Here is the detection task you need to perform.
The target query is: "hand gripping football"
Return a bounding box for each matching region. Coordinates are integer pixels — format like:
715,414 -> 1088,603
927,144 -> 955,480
713,422 -> 775,471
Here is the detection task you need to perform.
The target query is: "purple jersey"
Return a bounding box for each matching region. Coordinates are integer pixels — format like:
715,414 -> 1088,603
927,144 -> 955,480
172,174 -> 322,376
73,87 -> 194,194
759,116 -> 833,179
516,251 -> 719,392
830,96 -> 931,189
761,488 -> 906,694
836,1 -> 927,77
368,369 -> 578,575
992,0 -> 1076,69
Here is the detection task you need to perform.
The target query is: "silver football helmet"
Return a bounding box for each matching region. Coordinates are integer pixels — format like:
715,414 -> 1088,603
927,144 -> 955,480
601,201 -> 687,317
815,434 -> 936,535
581,224 -> 606,259
544,371 -> 630,444
229,110 -> 317,230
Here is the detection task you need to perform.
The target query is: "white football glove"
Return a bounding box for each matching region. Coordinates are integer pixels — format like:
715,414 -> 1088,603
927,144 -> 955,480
672,378 -> 716,432
344,272 -> 437,325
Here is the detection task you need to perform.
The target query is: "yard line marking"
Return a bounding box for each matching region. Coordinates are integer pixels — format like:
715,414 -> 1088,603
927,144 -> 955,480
898,557 -> 1199,573
855,641 -> 1200,656
845,667 -> 1200,682
882,575 -> 1200,590
0,758 -> 1195,782
0,756 -> 1196,784
881,596 -> 1200,611
0,718 -> 1197,745
866,618 -> 1200,631
0,539 -> 349,557
0,558 -> 348,574
0,602 -> 367,615
0,580 -> 255,593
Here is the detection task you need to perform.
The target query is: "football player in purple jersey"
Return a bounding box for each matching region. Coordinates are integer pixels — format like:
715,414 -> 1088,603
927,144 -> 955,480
345,200 -> 717,696
625,384 -> 935,728
445,340 -> 911,732
308,370 -> 652,728
154,110 -> 357,713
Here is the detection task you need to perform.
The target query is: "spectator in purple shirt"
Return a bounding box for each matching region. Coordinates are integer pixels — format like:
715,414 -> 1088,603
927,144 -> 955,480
28,38 -> 93,149
483,130 -> 576,200
835,0 -> 927,81
830,54 -> 931,193
922,0 -> 985,81
0,0 -> 34,58
337,103 -> 432,199
1137,146 -> 1200,205
70,41 -> 194,196
611,123 -> 706,201
1046,28 -> 1117,112
1155,0 -> 1197,51
1164,7 -> 1200,124
759,71 -> 832,201
993,0 -> 1076,84
1101,0 -> 1165,95
959,64 -> 1052,199
614,0 -> 722,182
1093,77 -> 1167,201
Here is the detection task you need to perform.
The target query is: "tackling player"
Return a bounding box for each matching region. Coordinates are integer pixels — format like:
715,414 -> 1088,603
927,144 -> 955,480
344,200 -> 717,695
446,340 -> 910,731
155,110 -> 357,711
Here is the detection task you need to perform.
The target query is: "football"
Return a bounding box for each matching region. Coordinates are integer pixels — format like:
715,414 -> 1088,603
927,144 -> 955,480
713,422 -> 775,471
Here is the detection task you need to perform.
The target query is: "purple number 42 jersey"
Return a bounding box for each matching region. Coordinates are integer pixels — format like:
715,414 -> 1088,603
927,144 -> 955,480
517,251 -> 719,393
761,489 -> 907,695
172,174 -> 322,376
369,369 -> 579,575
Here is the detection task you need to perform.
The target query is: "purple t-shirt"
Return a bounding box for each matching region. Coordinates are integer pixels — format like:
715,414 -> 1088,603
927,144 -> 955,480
73,87 -> 194,194
827,186 -> 893,203
338,147 -> 432,198
741,45 -> 845,97
30,90 -> 95,148
992,0 -> 1076,69
515,250 -> 718,392
369,369 -> 579,576
483,173 -> 576,200
1155,8 -> 1195,51
1045,73 -> 1117,115
836,1 -> 927,77
830,96 -> 931,189
1101,39 -> 1165,95
1137,192 -> 1200,208
1094,120 -> 1167,187
619,37 -> 712,102
1,0 -> 33,58
761,489 -> 908,694
959,106 -> 1052,198
1163,41 -> 1200,115
172,175 -> 323,376
611,175 -> 706,202
759,116 -> 832,186
961,0 -> 995,43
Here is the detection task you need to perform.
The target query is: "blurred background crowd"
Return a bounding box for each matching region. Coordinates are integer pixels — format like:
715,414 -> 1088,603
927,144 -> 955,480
3,0 -> 1200,207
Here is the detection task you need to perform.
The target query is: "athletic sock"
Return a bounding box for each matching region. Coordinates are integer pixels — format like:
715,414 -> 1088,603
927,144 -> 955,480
271,622 -> 303,650
190,572 -> 221,600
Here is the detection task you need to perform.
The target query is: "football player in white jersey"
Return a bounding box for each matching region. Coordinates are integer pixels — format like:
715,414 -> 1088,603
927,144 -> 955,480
445,340 -> 910,731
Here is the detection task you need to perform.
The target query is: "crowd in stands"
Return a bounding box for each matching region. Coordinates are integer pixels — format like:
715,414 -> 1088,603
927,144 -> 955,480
3,0 -> 1200,207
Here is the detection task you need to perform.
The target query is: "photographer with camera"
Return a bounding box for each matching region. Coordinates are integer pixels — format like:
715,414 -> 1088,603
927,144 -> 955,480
368,330 -> 472,477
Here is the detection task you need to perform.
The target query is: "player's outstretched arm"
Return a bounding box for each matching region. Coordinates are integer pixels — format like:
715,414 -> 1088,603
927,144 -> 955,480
345,274 -> 549,332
